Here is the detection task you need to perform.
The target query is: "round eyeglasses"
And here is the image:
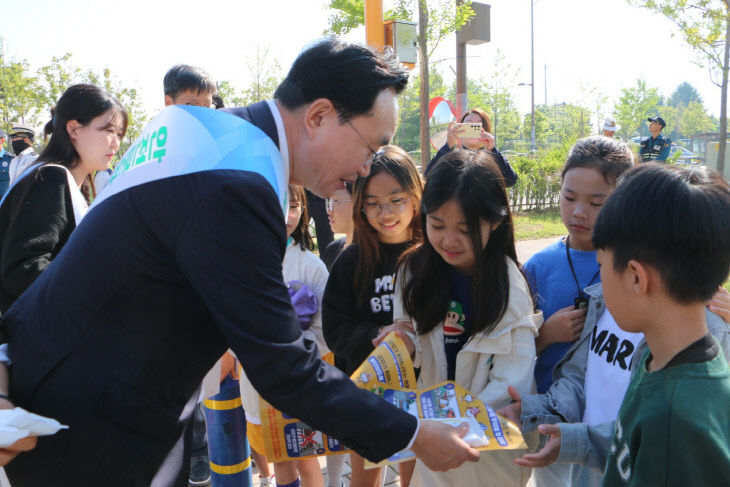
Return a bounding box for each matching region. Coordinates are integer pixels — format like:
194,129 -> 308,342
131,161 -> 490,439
325,198 -> 352,212
361,197 -> 410,218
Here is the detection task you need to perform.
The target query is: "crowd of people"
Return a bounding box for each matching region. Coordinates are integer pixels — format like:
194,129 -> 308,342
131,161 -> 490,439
0,38 -> 727,487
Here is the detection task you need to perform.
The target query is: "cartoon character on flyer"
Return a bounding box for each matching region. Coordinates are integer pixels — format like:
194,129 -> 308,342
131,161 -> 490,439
357,372 -> 372,385
443,300 -> 465,336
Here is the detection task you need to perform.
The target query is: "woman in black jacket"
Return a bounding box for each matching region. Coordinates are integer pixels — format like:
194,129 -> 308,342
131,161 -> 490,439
0,84 -> 127,313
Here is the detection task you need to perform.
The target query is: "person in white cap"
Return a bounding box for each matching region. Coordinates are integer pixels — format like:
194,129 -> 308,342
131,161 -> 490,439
602,117 -> 620,139
7,123 -> 38,186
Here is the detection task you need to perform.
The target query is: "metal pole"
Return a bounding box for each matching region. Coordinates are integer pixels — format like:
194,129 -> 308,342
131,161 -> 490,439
530,0 -> 536,152
456,42 -> 467,117
456,0 -> 467,117
365,0 -> 385,49
544,64 -> 547,105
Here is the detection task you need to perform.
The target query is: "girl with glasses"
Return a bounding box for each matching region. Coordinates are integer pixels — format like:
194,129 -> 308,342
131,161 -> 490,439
323,145 -> 422,487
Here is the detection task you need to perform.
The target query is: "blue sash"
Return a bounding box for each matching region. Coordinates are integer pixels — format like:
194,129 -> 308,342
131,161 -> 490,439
90,105 -> 288,216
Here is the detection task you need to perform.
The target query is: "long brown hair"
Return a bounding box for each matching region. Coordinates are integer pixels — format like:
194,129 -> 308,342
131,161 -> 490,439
288,184 -> 314,251
352,145 -> 423,308
461,107 -> 492,134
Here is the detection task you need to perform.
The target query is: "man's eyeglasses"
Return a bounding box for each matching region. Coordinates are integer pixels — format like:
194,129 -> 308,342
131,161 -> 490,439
325,198 -> 352,212
361,197 -> 410,218
345,118 -> 384,166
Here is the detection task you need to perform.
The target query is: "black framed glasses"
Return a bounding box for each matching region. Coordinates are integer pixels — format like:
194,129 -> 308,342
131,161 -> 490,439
345,118 -> 384,165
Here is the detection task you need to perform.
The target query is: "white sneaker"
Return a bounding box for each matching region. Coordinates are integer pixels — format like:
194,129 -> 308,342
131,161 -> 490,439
259,475 -> 275,487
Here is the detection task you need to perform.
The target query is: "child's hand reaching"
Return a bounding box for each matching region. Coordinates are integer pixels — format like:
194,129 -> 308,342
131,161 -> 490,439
536,305 -> 587,353
708,286 -> 730,322
513,424 -> 562,468
496,386 -> 523,429
372,320 -> 415,355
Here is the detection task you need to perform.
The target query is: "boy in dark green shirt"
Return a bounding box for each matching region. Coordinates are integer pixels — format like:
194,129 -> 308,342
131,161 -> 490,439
593,163 -> 730,486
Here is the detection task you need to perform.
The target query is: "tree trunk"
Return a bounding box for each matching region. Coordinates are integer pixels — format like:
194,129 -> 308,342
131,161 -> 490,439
718,9 -> 730,176
418,0 -> 430,172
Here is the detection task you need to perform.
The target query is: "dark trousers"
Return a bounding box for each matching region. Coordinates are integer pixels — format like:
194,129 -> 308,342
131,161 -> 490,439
190,402 -> 208,458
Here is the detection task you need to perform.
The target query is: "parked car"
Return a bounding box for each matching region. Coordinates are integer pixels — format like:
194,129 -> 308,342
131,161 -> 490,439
670,144 -> 702,165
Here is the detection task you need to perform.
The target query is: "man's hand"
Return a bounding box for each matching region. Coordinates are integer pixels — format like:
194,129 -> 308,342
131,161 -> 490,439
536,305 -> 587,352
496,386 -> 523,429
0,396 -> 37,466
411,420 -> 480,472
0,436 -> 37,466
514,424 -> 561,468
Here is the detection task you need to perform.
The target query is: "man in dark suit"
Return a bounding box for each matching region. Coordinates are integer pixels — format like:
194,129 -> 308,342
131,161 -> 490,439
0,40 -> 480,486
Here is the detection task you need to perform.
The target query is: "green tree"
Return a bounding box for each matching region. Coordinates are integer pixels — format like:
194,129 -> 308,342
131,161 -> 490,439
37,54 -> 82,110
35,54 -> 148,153
217,44 -> 282,108
614,79 -> 662,140
392,68 -> 447,156
215,81 -> 247,107
668,81 -> 703,107
455,50 -> 523,147
325,0 -> 474,167
628,0 -> 730,173
0,43 -> 44,129
681,100 -> 718,135
535,102 -> 592,147
240,44 -> 282,106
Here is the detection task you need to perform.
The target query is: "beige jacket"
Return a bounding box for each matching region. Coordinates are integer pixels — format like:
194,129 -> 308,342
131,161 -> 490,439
394,257 -> 542,487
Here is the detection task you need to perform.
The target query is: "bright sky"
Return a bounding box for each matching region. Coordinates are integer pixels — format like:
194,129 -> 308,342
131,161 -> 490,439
2,0 -> 722,127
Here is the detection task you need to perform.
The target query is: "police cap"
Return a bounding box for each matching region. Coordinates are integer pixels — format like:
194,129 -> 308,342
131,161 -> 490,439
647,116 -> 666,128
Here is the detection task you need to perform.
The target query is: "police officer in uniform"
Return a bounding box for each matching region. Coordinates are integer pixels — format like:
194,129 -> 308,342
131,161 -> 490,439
0,129 -> 13,196
8,123 -> 38,186
640,115 -> 671,162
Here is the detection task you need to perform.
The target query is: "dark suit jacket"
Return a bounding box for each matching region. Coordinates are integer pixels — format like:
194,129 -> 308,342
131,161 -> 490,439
3,102 -> 417,487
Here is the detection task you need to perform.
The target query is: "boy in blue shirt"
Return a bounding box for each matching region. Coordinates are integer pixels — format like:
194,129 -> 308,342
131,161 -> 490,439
526,163 -> 730,486
524,137 -> 633,395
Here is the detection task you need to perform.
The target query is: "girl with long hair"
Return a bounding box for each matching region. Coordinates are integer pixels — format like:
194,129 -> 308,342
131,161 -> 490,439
0,83 -> 127,312
322,145 -> 422,487
378,150 -> 542,487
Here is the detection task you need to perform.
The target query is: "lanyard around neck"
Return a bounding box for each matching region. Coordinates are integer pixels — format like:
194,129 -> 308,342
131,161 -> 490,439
565,235 -> 600,298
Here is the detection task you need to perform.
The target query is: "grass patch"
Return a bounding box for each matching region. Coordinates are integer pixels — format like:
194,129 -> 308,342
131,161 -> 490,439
513,209 -> 565,241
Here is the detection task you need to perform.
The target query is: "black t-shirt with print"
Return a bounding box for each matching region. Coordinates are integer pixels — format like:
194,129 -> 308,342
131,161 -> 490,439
323,241 -> 411,375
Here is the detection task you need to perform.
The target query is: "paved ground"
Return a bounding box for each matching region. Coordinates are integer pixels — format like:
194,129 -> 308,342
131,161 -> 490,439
516,236 -> 556,263
251,455 -> 401,486
0,238 -> 556,487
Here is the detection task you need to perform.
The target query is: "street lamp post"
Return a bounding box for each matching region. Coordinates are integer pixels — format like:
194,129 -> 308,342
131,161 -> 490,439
529,0 -> 535,152
518,81 -> 535,153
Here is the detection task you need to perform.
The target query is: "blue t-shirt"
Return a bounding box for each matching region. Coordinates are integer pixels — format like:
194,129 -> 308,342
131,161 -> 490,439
444,267 -> 472,380
523,237 -> 600,393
